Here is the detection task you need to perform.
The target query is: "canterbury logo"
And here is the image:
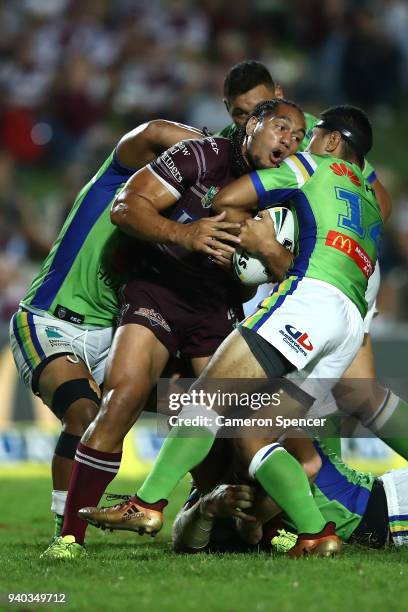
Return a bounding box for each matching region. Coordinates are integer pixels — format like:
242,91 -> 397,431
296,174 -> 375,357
330,162 -> 361,187
284,325 -> 314,351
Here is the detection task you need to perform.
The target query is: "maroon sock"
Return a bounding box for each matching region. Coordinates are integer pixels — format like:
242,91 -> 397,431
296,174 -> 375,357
61,442 -> 122,545
134,495 -> 168,512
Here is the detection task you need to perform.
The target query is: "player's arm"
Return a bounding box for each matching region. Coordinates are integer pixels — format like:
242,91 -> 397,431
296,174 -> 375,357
363,161 -> 392,222
215,162 -> 299,279
111,142 -> 241,257
372,178 -> 392,222
116,120 -> 203,168
239,211 -> 293,282
212,174 -> 259,223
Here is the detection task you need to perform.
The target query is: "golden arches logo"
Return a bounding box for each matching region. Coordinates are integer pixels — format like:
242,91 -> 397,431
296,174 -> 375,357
331,234 -> 352,254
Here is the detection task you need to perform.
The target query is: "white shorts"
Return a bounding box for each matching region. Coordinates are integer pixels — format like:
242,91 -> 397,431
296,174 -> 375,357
243,276 -> 364,403
380,467 -> 408,546
9,308 -> 114,393
363,261 -> 380,333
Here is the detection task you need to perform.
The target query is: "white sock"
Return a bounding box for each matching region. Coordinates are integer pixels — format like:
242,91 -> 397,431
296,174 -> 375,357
51,490 -> 67,516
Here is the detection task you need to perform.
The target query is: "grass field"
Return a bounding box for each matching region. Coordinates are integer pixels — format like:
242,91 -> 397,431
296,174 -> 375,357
1,471 -> 408,612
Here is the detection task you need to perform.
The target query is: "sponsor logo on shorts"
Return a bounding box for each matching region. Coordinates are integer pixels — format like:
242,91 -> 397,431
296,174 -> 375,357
133,308 -> 171,332
45,326 -> 70,348
279,324 -> 313,357
201,186 -> 219,209
325,230 -> 373,278
330,162 -> 361,187
45,327 -> 63,339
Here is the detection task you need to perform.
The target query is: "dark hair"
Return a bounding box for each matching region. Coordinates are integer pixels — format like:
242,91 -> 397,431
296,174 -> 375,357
230,98 -> 304,176
224,60 -> 275,101
249,98 -> 303,122
317,105 -> 373,162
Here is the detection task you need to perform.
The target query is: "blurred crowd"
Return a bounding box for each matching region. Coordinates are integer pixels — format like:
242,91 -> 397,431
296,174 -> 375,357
1,0 -> 408,325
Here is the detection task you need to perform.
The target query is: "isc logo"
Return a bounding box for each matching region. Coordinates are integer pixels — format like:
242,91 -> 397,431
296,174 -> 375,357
284,325 -> 313,351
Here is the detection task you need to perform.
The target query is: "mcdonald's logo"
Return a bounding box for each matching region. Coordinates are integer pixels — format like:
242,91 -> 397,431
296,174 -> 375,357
325,230 -> 373,278
331,233 -> 352,254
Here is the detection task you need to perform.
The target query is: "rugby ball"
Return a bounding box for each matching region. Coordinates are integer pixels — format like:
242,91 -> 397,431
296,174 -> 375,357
233,206 -> 295,286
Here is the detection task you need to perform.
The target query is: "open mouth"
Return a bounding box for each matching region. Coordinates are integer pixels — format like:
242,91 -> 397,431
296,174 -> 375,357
270,148 -> 285,166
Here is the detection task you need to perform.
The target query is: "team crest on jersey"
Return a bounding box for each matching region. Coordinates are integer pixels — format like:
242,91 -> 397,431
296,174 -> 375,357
201,186 -> 219,209
330,162 -> 361,187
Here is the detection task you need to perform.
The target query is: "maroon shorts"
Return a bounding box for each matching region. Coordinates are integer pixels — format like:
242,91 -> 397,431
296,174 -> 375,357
119,278 -> 243,358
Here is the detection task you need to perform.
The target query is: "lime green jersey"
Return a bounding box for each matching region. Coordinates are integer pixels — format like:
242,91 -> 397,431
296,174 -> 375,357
22,151 -> 136,327
284,440 -> 375,541
250,152 -> 382,316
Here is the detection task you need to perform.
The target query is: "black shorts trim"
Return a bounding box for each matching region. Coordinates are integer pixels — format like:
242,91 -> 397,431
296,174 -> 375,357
239,326 -> 315,410
350,479 -> 389,548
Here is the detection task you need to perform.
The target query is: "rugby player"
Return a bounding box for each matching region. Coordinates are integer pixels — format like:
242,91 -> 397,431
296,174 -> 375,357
41,99 -> 306,559
220,61 -> 394,459
172,437 -> 407,554
80,105 -> 381,557
9,119 -> 225,538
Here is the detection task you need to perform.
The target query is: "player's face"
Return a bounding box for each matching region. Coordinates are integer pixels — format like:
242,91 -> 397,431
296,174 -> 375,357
307,127 -> 328,154
226,84 -> 277,127
245,104 -> 306,170
307,127 -> 342,156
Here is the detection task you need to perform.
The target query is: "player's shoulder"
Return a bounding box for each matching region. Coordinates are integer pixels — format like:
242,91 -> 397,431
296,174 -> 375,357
192,136 -> 231,175
283,151 -> 320,179
172,135 -> 229,157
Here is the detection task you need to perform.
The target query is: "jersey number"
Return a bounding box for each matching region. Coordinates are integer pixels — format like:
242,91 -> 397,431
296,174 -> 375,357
335,187 -> 381,248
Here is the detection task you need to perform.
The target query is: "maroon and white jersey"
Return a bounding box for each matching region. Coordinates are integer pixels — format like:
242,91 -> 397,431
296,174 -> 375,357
134,136 -> 242,306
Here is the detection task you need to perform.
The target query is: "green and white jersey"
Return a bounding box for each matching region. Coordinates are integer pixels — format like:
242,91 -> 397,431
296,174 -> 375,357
285,440 -> 375,542
250,152 -> 382,316
22,151 -> 136,327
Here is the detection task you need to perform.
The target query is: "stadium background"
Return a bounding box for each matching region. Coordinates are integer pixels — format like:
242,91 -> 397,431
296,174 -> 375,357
1,0 -> 408,477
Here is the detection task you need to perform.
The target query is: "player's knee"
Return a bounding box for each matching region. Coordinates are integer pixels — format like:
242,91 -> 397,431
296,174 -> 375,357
52,378 -> 101,423
96,385 -> 146,433
63,399 -> 99,433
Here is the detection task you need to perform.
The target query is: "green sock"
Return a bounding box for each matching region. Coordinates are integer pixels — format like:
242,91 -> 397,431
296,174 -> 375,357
368,394 -> 408,460
138,425 -> 215,503
251,444 -> 326,534
54,513 -> 64,538
319,437 -> 341,457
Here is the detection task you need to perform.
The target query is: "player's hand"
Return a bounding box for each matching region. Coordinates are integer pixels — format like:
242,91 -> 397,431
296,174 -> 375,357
239,210 -> 278,257
211,249 -> 233,270
179,211 -> 241,257
200,484 -> 257,522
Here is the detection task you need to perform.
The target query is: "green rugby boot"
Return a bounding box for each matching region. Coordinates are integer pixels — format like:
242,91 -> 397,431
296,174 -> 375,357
40,535 -> 86,560
271,529 -> 298,554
